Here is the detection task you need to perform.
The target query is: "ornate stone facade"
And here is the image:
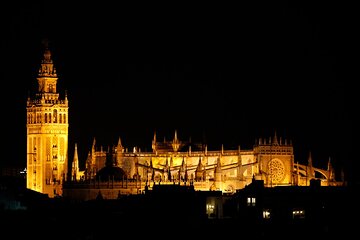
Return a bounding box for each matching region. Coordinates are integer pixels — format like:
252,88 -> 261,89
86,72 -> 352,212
26,41 -> 69,197
65,130 -> 344,200
26,43 -> 344,200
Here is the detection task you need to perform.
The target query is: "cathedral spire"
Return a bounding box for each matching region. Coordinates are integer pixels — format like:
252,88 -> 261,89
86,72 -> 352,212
117,137 -> 123,150
214,157 -> 222,186
273,130 -> 279,145
172,129 -> 180,152
71,143 -> 79,181
307,151 -> 313,167
92,137 -> 96,149
327,156 -> 332,171
196,157 -> 203,172
307,151 -> 315,179
327,157 -> 335,181
152,131 -> 157,153
179,157 -> 186,182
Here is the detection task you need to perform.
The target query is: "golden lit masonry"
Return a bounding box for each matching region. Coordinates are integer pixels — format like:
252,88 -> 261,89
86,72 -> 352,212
26,42 -> 344,200
26,40 -> 69,197
64,129 -> 344,201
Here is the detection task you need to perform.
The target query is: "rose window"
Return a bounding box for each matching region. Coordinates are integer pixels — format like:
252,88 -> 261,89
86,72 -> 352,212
268,159 -> 285,183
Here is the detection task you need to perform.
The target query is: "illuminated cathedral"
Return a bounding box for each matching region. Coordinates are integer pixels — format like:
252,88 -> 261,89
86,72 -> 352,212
26,41 -> 68,197
26,44 -> 345,200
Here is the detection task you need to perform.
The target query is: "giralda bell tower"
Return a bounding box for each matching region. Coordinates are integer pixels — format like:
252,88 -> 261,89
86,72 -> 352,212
26,40 -> 69,197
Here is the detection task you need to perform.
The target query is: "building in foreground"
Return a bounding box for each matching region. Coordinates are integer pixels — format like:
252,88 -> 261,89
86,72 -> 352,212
230,178 -> 357,237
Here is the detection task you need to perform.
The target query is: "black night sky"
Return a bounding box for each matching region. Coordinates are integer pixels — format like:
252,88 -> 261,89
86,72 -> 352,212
1,2 -> 356,182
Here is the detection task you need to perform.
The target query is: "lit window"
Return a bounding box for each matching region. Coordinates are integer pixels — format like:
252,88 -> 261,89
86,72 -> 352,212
292,209 -> 305,219
53,109 -> 57,123
247,197 -> 256,206
263,209 -> 271,219
206,204 -> 215,214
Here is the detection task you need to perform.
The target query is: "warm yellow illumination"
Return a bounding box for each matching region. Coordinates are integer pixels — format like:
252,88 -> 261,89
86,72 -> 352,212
26,45 -> 68,198
247,197 -> 256,206
262,209 -> 271,219
206,203 -> 215,216
292,209 -> 305,219
27,44 -> 345,200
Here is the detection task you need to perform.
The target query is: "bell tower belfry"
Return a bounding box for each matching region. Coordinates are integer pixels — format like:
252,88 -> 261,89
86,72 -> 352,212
26,40 -> 69,197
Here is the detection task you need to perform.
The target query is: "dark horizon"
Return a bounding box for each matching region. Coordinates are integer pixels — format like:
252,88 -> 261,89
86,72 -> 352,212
1,2 -> 355,182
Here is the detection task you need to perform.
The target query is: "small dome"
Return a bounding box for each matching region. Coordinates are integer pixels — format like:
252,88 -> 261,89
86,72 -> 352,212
96,166 -> 127,181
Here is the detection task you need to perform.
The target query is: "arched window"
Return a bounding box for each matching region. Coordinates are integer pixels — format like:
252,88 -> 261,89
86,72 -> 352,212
53,109 -> 57,123
63,114 -> 66,124
45,113 -> 48,123
59,114 -> 62,123
49,113 -> 52,123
